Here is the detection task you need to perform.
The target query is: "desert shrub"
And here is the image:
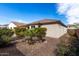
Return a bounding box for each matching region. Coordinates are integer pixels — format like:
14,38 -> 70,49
76,29 -> 79,39
14,27 -> 47,44
56,43 -> 71,56
25,27 -> 47,44
74,29 -> 79,55
0,35 -> 11,45
67,29 -> 76,36
0,28 -> 14,37
15,27 -> 26,38
25,29 -> 35,44
56,29 -> 79,56
56,36 -> 77,56
0,28 -> 14,47
34,28 -> 47,41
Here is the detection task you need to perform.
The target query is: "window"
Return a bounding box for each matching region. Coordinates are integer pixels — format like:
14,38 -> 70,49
31,26 -> 35,28
27,26 -> 29,29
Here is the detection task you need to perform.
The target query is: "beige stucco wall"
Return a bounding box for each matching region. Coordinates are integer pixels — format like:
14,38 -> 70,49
41,24 -> 67,38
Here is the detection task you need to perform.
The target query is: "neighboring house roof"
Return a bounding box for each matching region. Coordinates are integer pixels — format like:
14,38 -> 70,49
10,21 -> 26,27
26,19 -> 67,27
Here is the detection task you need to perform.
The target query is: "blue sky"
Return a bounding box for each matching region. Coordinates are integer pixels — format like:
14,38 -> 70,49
0,3 -> 67,25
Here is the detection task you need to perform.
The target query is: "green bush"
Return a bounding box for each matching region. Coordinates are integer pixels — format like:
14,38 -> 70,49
34,28 -> 47,40
14,27 -> 47,44
0,28 -> 14,46
56,29 -> 78,56
15,27 -> 26,38
0,28 -> 14,37
56,39 -> 76,56
25,27 -> 47,44
1,35 -> 11,45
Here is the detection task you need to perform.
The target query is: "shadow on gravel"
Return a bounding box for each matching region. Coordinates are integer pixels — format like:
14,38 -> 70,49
0,43 -> 25,56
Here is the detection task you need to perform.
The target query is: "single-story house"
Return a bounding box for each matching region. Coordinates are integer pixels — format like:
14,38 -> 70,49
26,19 -> 67,38
7,21 -> 26,29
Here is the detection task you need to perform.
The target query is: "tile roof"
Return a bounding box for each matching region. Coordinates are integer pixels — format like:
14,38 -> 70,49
11,21 -> 26,27
27,19 -> 67,27
29,19 -> 57,24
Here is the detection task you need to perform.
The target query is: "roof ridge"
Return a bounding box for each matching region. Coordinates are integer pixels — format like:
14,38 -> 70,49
11,21 -> 26,24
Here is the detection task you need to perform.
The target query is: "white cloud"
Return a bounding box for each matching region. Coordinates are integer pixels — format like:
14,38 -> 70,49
57,3 -> 79,24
